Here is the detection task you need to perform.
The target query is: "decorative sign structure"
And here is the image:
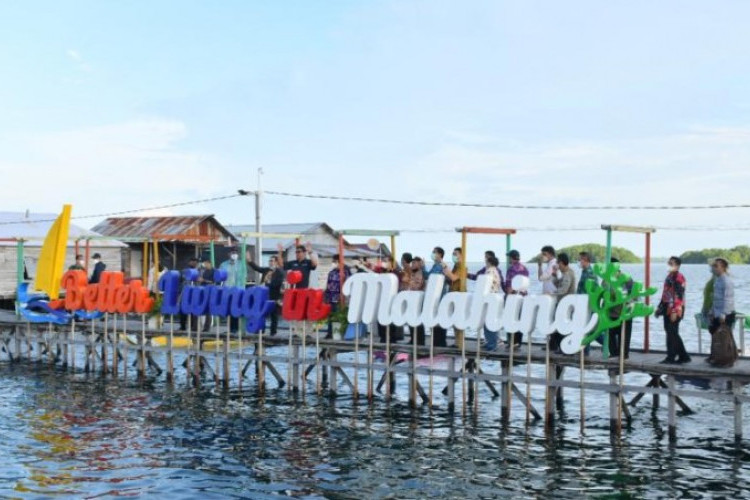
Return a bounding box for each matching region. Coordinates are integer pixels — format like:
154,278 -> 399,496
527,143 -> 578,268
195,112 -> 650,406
581,262 -> 657,357
19,208 -> 655,357
343,273 -> 597,354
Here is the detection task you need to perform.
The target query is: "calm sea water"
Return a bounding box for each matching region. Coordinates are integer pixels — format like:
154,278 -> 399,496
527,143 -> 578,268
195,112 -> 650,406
1,264 -> 750,498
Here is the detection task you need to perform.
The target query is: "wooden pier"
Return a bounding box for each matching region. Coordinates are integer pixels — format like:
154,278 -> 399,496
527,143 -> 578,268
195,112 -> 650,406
1,311 -> 748,442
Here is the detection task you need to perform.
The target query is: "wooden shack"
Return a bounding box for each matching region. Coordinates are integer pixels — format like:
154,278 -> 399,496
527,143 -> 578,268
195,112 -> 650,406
91,215 -> 239,279
0,212 -> 125,300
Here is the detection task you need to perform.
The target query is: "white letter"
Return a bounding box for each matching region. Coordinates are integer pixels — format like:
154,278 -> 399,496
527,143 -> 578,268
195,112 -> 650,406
468,275 -> 504,331
343,273 -> 398,324
503,295 -> 556,337
437,292 -> 472,330
420,274 -> 445,328
389,291 -> 424,327
557,295 -> 599,354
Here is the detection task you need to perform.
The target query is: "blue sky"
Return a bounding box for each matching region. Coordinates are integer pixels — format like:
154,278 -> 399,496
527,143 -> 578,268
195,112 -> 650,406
1,1 -> 750,260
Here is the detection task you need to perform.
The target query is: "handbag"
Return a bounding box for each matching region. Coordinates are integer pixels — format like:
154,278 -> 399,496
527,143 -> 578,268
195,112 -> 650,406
710,324 -> 738,368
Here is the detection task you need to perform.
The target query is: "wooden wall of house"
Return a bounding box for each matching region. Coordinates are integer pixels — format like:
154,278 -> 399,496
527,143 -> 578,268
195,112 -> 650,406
0,246 -> 123,299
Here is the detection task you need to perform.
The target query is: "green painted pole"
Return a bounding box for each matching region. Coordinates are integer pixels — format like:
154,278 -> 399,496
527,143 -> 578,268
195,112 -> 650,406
605,229 -> 613,265
16,239 -> 24,287
603,228 -> 613,358
210,241 -> 215,267
505,234 -> 512,273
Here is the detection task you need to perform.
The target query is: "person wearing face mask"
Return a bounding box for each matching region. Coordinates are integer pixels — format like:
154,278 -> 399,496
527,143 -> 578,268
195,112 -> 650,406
482,255 -> 503,351
656,256 -> 690,364
425,247 -> 449,347
406,257 -> 426,345
248,255 -> 285,335
504,250 -> 529,347
180,258 -> 200,332
537,246 -> 558,296
220,249 -> 243,287
69,254 -> 86,271
220,249 -> 243,333
90,253 -> 106,284
442,247 -> 466,349
323,254 -> 351,339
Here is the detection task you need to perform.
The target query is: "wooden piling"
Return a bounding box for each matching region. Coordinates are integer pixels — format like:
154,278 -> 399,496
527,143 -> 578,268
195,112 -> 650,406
733,380 -> 743,441
667,375 -> 677,441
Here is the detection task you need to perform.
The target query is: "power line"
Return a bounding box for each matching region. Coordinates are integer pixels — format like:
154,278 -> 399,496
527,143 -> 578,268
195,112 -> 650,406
265,190 -> 750,211
0,193 -> 243,226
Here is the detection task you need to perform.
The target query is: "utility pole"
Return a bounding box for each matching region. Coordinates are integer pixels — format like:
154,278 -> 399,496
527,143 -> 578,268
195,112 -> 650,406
255,168 -> 263,268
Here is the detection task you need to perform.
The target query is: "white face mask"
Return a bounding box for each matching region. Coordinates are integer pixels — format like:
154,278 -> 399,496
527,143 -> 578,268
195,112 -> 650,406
93,259 -> 100,264
77,260 -> 85,267
230,254 -> 238,261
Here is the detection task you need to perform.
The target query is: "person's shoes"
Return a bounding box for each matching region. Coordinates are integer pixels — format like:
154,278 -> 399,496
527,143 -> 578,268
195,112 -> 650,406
660,358 -> 678,364
324,333 -> 333,340
677,356 -> 691,364
269,331 -> 277,337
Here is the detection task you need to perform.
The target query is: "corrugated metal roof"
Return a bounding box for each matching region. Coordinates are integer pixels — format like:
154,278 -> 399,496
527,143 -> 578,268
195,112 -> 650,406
226,222 -> 335,253
0,212 -> 125,247
92,215 -> 236,241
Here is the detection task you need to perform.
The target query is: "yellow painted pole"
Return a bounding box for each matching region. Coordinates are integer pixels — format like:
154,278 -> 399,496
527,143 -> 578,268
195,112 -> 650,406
142,241 -> 149,281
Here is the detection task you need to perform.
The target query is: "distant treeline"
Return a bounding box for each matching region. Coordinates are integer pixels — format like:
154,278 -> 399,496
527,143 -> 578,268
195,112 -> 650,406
679,245 -> 750,264
528,243 -> 641,264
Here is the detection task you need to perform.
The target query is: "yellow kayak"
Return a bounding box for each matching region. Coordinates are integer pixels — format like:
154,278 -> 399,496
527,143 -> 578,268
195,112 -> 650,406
202,339 -> 251,350
149,336 -> 193,348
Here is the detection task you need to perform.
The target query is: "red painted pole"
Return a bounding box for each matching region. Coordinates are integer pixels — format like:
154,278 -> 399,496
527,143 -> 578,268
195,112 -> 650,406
645,232 -> 651,353
338,234 -> 346,304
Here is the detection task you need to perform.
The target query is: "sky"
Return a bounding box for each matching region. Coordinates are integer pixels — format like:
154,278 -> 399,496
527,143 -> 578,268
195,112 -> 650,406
1,1 -> 750,261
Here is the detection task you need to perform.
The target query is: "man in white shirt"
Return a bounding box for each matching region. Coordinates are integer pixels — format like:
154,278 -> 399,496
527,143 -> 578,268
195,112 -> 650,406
537,245 -> 558,295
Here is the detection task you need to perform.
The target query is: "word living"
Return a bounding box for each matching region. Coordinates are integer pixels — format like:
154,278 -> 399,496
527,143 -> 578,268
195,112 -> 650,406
343,273 -> 598,354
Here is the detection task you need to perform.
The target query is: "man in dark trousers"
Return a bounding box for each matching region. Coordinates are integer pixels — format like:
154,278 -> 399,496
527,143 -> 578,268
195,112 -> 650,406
179,258 -> 200,331
248,255 -> 285,335
198,258 -> 216,333
90,253 -> 106,284
657,256 -> 691,364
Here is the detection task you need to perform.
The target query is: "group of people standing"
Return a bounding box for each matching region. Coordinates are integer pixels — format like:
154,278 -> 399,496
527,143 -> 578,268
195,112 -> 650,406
173,240 -> 737,367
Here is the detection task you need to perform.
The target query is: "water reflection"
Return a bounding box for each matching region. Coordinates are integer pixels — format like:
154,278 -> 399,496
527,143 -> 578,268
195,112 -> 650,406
1,357 -> 749,498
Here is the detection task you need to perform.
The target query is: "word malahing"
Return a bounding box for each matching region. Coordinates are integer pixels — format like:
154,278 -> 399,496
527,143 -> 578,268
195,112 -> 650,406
343,273 -> 599,354
158,271 -> 274,333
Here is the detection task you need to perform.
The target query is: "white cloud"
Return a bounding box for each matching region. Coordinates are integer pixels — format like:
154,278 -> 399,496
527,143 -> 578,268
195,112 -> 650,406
0,118 -> 224,219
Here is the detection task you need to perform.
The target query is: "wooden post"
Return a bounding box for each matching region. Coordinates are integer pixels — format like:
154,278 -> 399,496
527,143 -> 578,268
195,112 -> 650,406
329,349 -> 338,397
292,344 -> 300,392
338,234 -> 346,303
167,316 -> 174,382
447,356 -> 455,413
733,380 -> 743,441
544,337 -> 554,430
84,239 -> 91,275
579,349 -> 585,434
139,315 -> 146,378
525,331 -> 532,426
667,375 -> 677,441
223,320 -> 230,389
409,323 -> 417,408
644,232 -> 651,353
142,240 -> 148,286
429,327 -> 434,409
353,322 -> 359,398
368,321 -> 374,401
385,325 -> 392,401
610,372 -> 620,436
